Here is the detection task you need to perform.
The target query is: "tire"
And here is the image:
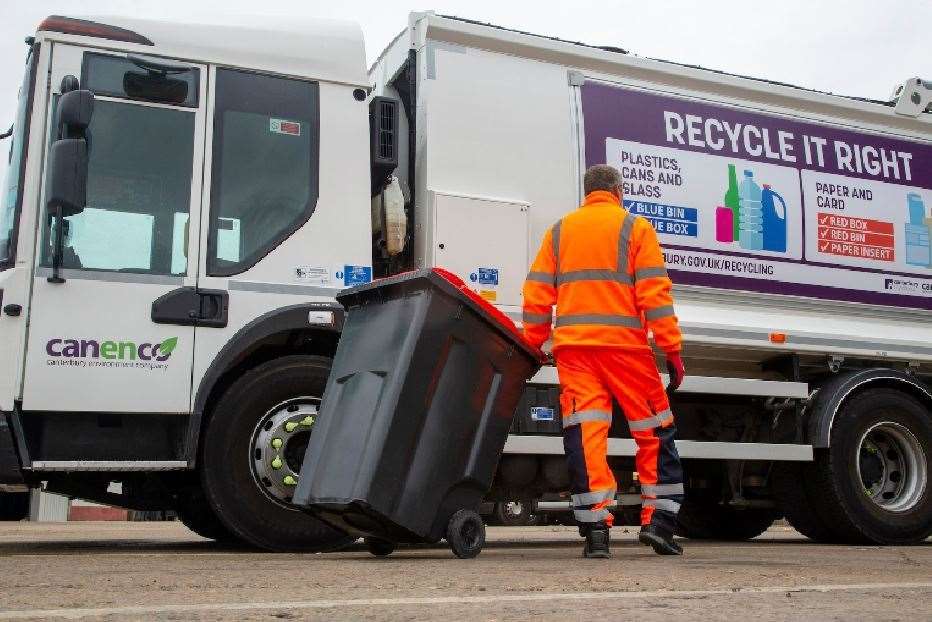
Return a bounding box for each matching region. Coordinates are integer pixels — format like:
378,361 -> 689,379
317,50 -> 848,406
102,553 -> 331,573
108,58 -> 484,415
493,500 -> 537,527
675,500 -> 777,540
771,462 -> 838,542
0,492 -> 29,521
805,389 -> 932,544
447,509 -> 485,559
200,355 -> 355,552
365,537 -> 395,557
174,487 -> 238,543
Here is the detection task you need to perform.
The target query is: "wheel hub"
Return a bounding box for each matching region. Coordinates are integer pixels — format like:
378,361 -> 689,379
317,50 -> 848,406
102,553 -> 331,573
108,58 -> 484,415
250,398 -> 319,506
856,421 -> 927,513
504,501 -> 524,518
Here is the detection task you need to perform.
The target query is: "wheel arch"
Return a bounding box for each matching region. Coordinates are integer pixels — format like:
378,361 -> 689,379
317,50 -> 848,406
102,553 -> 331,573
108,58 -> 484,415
184,303 -> 344,466
808,368 -> 932,448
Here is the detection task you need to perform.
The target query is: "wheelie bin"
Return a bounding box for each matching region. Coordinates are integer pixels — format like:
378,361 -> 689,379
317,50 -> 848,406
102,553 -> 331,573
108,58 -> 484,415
294,268 -> 545,558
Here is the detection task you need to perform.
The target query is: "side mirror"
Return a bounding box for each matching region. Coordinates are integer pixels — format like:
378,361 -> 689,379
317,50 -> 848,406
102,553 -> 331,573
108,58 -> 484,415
45,138 -> 88,284
57,89 -> 95,135
46,88 -> 93,285
47,138 -> 88,217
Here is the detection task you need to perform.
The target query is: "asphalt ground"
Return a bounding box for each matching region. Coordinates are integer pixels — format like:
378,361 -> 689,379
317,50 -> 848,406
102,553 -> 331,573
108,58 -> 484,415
0,522 -> 929,620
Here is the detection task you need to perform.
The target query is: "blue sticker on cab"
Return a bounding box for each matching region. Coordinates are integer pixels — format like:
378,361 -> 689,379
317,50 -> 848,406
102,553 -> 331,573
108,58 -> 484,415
343,265 -> 372,286
477,267 -> 499,286
530,407 -> 555,422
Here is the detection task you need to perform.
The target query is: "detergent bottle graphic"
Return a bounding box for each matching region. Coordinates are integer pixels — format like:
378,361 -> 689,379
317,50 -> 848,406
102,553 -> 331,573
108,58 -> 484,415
723,164 -> 741,242
738,170 -> 763,251
761,185 -> 787,253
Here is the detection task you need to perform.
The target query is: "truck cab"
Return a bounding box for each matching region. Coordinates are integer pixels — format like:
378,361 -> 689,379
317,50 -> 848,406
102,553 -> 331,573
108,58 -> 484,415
0,15 -> 377,549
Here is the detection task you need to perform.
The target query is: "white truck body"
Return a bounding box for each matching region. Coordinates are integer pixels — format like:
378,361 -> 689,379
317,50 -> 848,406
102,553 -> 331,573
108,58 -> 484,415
371,14 -> 932,368
0,12 -> 929,545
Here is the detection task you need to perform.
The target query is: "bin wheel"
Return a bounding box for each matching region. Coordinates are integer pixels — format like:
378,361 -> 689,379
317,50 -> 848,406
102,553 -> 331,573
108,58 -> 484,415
446,509 -> 485,559
365,538 -> 395,557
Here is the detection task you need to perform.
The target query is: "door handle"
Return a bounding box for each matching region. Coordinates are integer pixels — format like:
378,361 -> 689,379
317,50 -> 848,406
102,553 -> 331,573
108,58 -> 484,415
3,304 -> 22,317
196,290 -> 228,328
151,287 -> 228,328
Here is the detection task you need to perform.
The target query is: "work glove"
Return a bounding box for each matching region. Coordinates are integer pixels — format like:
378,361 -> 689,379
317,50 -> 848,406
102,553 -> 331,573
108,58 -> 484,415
665,351 -> 685,392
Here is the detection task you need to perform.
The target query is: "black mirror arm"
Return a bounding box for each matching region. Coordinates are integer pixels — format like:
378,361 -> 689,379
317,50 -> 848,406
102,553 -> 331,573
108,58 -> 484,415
47,205 -> 66,284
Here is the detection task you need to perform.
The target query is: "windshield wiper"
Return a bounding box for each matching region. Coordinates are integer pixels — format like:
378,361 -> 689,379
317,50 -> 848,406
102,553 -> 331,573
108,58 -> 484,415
0,125 -> 12,141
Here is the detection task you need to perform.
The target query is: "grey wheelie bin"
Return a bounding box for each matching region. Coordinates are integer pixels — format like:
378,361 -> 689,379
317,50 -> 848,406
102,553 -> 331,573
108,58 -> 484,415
294,268 -> 545,558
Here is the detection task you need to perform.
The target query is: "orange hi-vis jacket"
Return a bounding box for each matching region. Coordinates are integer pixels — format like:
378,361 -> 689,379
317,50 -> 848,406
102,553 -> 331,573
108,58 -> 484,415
522,190 -> 682,353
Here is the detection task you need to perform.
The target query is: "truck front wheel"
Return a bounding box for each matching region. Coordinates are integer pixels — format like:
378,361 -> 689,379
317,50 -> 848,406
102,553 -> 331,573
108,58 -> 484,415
808,388 -> 932,544
174,486 -> 237,543
200,355 -> 355,552
0,492 -> 29,521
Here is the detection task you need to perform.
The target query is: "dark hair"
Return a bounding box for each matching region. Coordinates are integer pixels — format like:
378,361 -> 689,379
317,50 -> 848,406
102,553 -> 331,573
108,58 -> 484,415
583,164 -> 622,195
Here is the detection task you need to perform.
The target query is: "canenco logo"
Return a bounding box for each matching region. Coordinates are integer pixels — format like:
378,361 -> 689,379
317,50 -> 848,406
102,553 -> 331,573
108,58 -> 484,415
46,336 -> 179,362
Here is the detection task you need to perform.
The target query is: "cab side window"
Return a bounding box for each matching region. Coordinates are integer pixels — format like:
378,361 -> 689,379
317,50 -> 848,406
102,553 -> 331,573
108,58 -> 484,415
206,69 -> 320,276
50,100 -> 195,275
43,53 -> 198,276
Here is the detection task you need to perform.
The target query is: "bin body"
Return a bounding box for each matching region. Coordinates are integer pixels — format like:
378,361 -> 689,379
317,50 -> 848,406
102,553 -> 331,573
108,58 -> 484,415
294,269 -> 543,543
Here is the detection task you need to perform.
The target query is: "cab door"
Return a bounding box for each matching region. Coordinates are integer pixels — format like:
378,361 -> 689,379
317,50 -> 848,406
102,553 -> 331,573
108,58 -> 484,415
21,44 -> 206,413
0,41 -> 42,412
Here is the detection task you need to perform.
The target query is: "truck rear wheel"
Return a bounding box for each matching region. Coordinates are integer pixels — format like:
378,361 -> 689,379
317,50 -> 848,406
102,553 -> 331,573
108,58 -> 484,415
806,389 -> 931,545
492,500 -> 537,526
676,499 -> 777,540
200,355 -> 355,552
771,462 -> 838,542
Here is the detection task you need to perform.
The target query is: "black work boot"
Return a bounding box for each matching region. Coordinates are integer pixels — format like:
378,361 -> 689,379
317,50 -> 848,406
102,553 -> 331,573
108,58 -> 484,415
581,522 -> 611,559
639,524 -> 683,555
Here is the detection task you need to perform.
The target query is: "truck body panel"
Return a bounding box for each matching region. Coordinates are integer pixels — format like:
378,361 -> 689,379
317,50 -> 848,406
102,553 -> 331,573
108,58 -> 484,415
372,14 -> 932,371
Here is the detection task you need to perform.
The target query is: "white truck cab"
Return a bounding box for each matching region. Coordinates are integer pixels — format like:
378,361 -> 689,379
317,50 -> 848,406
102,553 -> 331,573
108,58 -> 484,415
0,13 -> 930,547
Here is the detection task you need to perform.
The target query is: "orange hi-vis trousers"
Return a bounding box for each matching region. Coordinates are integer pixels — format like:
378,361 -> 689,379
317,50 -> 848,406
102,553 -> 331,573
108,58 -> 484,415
557,346 -> 684,531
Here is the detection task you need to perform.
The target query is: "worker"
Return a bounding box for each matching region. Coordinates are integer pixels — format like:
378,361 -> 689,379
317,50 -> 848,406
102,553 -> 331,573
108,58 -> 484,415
522,164 -> 686,558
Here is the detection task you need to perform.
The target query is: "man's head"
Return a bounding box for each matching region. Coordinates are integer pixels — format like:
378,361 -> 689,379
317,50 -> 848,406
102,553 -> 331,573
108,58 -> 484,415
583,165 -> 623,201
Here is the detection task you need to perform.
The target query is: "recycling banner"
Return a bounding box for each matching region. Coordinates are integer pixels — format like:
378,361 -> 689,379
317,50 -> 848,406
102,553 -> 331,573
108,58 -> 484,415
581,80 -> 932,309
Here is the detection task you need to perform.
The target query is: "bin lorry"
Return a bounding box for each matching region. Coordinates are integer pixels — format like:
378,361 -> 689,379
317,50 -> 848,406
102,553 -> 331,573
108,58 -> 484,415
0,12 -> 930,548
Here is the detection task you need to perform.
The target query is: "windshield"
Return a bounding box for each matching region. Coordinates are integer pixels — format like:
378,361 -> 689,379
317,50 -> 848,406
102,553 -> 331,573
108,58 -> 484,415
0,43 -> 38,268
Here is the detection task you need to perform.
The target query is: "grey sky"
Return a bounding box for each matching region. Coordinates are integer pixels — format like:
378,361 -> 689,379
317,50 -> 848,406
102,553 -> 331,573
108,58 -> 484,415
1,0 -> 929,176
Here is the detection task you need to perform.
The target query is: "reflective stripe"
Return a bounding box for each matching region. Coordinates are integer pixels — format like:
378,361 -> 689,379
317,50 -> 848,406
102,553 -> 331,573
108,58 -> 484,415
642,498 -> 681,513
640,483 -> 684,496
556,269 -> 633,287
555,313 -> 642,329
523,310 -> 552,325
616,213 -> 636,275
571,488 -> 617,506
551,220 -> 562,272
574,508 -> 612,522
644,305 -> 676,321
627,409 -> 674,431
634,266 -> 668,281
563,409 -> 612,428
526,271 -> 555,284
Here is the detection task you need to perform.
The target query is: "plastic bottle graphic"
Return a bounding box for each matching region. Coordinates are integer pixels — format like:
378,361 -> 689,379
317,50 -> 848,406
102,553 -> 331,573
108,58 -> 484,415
905,193 -> 930,267
738,170 -> 763,250
907,193 -> 925,225
761,185 -> 787,253
723,164 -> 741,241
